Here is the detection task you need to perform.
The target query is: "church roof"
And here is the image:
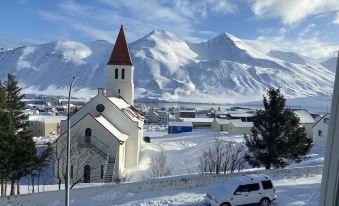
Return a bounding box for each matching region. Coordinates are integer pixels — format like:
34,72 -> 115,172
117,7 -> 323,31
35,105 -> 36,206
91,113 -> 129,141
107,25 -> 133,66
106,96 -> 144,127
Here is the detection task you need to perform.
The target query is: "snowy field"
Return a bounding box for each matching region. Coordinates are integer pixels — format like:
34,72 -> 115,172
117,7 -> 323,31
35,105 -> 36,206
127,129 -> 246,181
127,129 -> 325,181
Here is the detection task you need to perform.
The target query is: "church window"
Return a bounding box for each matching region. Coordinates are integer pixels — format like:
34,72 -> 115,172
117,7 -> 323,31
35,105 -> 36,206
122,69 -> 125,79
115,68 -> 118,79
96,104 -> 105,113
85,128 -> 91,143
101,165 -> 104,179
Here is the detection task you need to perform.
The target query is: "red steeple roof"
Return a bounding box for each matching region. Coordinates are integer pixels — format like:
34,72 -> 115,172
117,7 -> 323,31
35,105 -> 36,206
107,25 -> 133,66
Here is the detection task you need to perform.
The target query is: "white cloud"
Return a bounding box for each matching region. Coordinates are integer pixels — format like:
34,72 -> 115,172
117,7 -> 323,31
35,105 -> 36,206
39,0 -> 238,43
246,35 -> 339,60
333,12 -> 339,24
251,0 -> 339,25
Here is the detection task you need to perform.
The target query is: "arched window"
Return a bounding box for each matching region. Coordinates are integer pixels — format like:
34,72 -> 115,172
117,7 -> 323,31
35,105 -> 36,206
121,68 -> 125,79
115,68 -> 118,79
84,165 -> 90,183
85,128 -> 91,144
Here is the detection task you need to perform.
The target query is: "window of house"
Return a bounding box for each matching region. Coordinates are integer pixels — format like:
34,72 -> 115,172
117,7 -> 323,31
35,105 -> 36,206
118,89 -> 120,94
101,165 -> 104,179
324,118 -> 329,124
70,165 -> 74,179
122,68 -> 125,79
318,130 -> 323,137
115,68 -> 118,79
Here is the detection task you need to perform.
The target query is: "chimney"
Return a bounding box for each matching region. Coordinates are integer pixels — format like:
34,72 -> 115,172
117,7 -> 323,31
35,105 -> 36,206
98,88 -> 105,95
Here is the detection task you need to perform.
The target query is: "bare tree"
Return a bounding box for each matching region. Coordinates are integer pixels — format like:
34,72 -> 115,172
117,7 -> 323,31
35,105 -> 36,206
150,150 -> 171,178
198,137 -> 247,174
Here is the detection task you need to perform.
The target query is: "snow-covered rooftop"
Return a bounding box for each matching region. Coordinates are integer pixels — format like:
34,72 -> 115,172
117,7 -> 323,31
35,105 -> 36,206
91,113 -> 129,141
181,118 -> 213,123
169,121 -> 193,127
294,110 -> 315,124
28,115 -> 67,123
230,121 -> 253,128
215,118 -> 242,125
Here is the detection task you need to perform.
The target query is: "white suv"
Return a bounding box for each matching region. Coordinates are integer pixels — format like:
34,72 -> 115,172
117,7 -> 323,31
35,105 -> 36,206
206,174 -> 277,206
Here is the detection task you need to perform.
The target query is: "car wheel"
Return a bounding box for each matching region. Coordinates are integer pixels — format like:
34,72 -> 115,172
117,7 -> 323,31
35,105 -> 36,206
259,197 -> 271,206
220,203 -> 230,206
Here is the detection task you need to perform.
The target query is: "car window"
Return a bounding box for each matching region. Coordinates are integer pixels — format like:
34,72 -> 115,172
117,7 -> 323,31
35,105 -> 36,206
235,185 -> 249,193
248,183 -> 260,192
235,183 -> 260,193
261,180 -> 273,190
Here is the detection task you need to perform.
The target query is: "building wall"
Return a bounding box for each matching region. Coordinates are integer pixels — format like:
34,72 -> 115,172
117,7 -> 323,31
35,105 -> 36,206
56,114 -> 129,184
106,65 -> 134,105
211,120 -> 230,132
302,123 -> 314,139
60,93 -> 142,169
229,127 -> 251,135
313,114 -> 330,146
168,126 -> 192,134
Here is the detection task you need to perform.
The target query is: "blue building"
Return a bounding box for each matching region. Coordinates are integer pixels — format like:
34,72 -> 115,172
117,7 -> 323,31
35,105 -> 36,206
168,122 -> 193,134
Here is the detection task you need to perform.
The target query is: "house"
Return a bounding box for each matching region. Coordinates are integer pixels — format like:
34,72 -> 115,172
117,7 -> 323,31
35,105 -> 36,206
312,113 -> 330,145
28,115 -> 67,136
179,109 -> 196,118
227,112 -> 256,122
293,109 -> 316,138
211,118 -> 253,135
211,118 -> 235,131
181,118 -> 213,128
56,25 -> 144,184
229,121 -> 253,135
168,122 -> 193,134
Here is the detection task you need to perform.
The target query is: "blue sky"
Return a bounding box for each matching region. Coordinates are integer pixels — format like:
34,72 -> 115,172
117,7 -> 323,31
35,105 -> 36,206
1,0 -> 339,60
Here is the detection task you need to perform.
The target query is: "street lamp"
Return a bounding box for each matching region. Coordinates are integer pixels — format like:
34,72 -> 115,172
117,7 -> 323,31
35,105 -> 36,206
65,76 -> 78,206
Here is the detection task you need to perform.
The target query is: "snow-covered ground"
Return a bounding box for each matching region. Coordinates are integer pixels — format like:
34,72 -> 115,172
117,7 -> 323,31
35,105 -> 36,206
127,130 -> 245,181
1,174 -> 322,206
127,129 -> 325,181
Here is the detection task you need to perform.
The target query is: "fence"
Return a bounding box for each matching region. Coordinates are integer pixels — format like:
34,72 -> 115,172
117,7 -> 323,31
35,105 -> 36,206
0,165 -> 323,206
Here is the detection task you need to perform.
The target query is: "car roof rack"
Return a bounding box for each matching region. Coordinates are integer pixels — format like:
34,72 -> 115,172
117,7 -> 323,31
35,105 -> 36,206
243,174 -> 254,181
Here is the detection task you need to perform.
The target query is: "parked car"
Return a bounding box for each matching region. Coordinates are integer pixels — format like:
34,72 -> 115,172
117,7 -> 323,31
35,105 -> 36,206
206,174 -> 277,206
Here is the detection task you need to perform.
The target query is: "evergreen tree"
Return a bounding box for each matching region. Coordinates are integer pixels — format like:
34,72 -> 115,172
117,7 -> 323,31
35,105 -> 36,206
0,81 -> 13,196
244,88 -> 312,169
4,74 -> 37,195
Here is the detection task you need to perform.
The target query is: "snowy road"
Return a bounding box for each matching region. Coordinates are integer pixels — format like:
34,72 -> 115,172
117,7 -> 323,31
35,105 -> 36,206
78,175 -> 322,206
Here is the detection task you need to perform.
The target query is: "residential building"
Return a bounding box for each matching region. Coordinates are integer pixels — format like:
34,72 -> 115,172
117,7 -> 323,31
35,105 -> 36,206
312,113 -> 330,146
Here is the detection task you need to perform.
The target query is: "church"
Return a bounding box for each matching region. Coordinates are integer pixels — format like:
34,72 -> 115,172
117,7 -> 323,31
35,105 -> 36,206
56,25 -> 144,183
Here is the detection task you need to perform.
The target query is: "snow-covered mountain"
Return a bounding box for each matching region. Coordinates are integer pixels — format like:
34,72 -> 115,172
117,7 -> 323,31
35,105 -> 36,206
0,30 -> 335,103
322,57 -> 337,73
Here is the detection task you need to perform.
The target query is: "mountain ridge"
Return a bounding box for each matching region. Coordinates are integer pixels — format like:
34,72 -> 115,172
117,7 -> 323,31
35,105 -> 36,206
0,30 -> 335,103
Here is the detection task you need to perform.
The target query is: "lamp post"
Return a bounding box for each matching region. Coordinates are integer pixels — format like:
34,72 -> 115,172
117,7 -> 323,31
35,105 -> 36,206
65,76 -> 78,206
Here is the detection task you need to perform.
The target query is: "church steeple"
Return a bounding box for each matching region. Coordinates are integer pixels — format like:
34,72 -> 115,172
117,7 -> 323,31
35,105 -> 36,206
106,25 -> 134,105
107,25 -> 133,66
